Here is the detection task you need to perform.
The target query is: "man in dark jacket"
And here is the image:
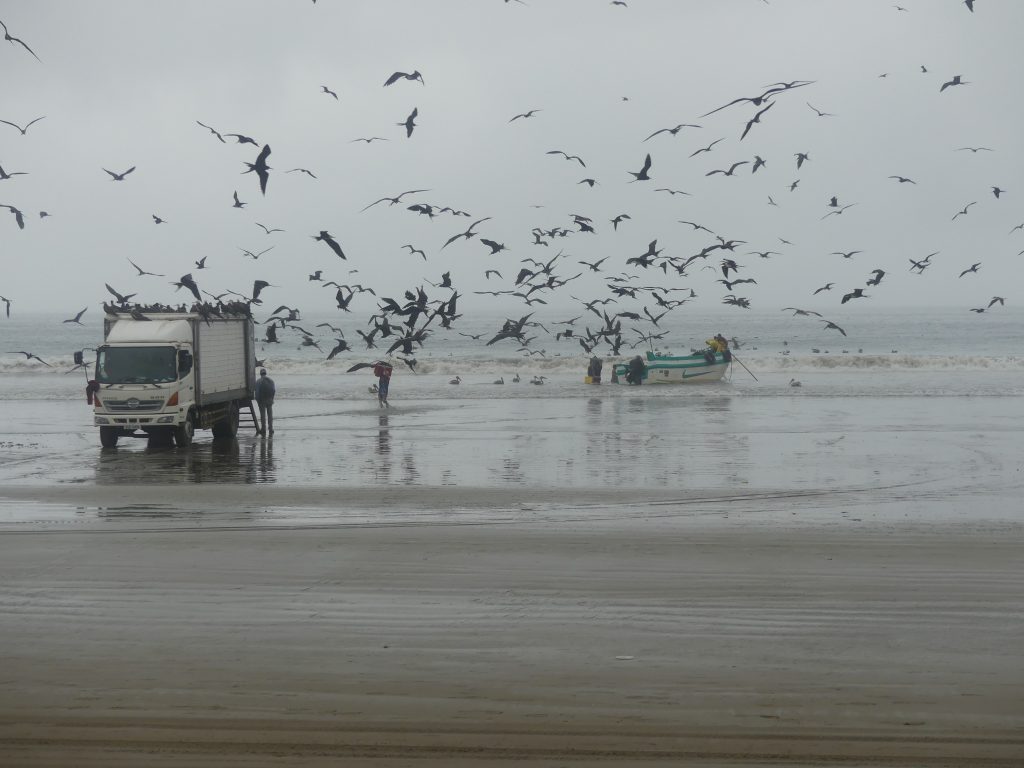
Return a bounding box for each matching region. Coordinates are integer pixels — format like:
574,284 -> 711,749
254,368 -> 276,435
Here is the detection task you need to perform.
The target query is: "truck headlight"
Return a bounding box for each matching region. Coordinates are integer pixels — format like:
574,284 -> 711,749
156,415 -> 175,423
95,417 -> 110,425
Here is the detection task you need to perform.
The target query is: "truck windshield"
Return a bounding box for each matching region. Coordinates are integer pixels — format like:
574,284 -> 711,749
97,346 -> 178,384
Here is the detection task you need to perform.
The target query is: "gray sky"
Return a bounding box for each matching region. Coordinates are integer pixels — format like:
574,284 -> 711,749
1,0 -> 1020,323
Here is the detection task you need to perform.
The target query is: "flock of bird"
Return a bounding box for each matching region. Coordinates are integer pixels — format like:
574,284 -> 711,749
1,2 -> 1016,374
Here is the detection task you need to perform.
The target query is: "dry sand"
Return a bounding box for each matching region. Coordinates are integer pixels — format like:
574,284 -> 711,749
1,483 -> 1022,766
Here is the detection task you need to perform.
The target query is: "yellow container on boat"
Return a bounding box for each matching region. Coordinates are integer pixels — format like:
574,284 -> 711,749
584,376 -> 593,384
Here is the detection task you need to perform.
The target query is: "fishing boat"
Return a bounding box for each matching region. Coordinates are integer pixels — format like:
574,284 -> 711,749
611,350 -> 731,384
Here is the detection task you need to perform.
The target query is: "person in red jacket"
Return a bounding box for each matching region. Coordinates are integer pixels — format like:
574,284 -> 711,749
373,361 -> 393,408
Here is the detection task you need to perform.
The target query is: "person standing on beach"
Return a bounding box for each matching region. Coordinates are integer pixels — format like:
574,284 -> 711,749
254,368 -> 276,435
373,361 -> 393,408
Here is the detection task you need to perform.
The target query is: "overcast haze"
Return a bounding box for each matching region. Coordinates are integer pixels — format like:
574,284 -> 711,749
1,0 -> 1021,324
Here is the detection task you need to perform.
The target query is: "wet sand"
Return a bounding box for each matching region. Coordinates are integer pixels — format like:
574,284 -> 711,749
1,395 -> 1023,765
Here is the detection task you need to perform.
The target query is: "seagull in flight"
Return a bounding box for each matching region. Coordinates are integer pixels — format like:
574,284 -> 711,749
643,123 -> 700,142
399,107 -> 418,137
62,307 -> 88,325
0,19 -> 41,62
321,85 -> 338,99
509,109 -> 541,122
128,258 -> 164,277
0,116 -> 45,135
361,189 -> 430,212
807,102 -> 835,117
952,202 -> 976,220
242,144 -> 272,194
628,153 -> 653,181
689,138 -> 724,157
940,75 -> 968,92
9,351 -> 51,366
103,166 -> 136,181
383,70 -> 425,87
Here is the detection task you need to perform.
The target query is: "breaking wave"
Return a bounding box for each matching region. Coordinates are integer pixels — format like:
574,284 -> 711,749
3,352 -> 1022,377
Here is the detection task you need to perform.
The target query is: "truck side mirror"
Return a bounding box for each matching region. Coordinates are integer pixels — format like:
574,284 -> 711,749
73,351 -> 84,365
178,350 -> 193,376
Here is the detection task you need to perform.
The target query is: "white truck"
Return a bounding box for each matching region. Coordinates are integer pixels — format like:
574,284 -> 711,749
90,312 -> 256,448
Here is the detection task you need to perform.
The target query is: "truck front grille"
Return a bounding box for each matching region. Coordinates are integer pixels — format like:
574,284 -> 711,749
103,398 -> 165,412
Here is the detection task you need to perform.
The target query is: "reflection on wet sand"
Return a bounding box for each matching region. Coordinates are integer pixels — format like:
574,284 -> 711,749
95,437 -> 276,485
373,413 -> 391,483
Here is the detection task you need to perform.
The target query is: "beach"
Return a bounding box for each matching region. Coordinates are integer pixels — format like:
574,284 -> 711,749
1,382 -> 1022,766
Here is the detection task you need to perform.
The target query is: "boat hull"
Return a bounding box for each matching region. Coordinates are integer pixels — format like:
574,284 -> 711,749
612,352 -> 730,384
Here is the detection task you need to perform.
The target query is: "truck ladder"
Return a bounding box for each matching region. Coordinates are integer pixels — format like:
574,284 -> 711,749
238,400 -> 261,433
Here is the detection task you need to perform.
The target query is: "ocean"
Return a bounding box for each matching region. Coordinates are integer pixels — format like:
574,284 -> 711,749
2,307 -> 1022,402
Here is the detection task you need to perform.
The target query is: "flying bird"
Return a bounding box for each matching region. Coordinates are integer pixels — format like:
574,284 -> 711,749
242,144 -> 271,195
128,258 -> 164,277
321,85 -> 338,99
0,163 -> 28,180
399,107 -> 418,137
224,132 -> 259,145
361,189 -> 430,211
383,70 -> 425,86
951,201 -> 976,220
105,283 -> 136,304
441,217 -> 491,249
402,244 -> 427,260
940,75 -> 968,92
628,153 -> 652,181
479,238 -> 507,254
822,320 -> 847,336
643,123 -> 700,142
313,231 -> 346,259
103,166 -> 135,181
62,307 -> 88,325
0,116 -> 45,135
546,149 -> 586,167
706,161 -> 749,177
0,19 -> 41,62
9,351 -> 51,366
232,190 -> 246,208
689,137 -> 725,157
350,136 -> 389,143
841,288 -> 868,304
888,175 -> 916,184
806,102 -> 835,117
240,246 -> 274,260
958,262 -> 980,278
509,109 -> 541,122
740,101 -> 774,140
991,186 -> 1005,198
172,274 -> 202,302
196,120 -> 225,142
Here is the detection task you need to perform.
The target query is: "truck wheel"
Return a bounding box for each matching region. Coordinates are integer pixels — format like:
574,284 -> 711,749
211,404 -> 239,440
175,411 -> 195,447
99,427 -> 119,448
